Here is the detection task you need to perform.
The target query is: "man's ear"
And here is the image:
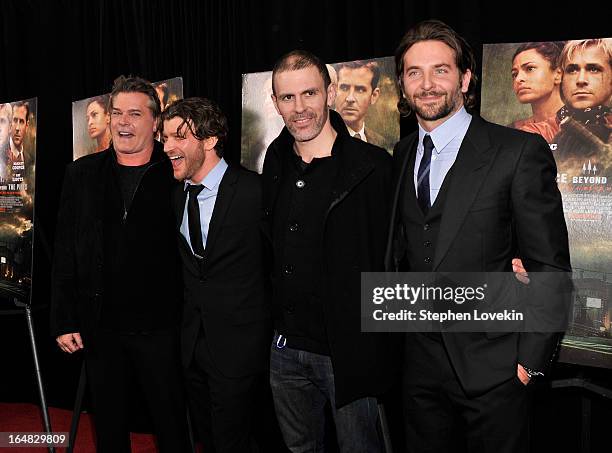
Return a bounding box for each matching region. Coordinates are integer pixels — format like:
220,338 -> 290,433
370,87 -> 380,105
271,94 -> 281,115
203,136 -> 219,152
460,69 -> 472,94
327,82 -> 337,108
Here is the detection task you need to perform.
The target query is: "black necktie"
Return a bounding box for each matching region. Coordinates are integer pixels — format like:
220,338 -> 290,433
417,135 -> 433,215
186,184 -> 205,258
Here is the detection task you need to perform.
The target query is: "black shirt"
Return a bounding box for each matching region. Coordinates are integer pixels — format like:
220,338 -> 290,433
272,146 -> 337,355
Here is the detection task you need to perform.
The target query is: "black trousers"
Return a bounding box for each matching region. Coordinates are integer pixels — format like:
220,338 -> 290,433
184,328 -> 263,453
403,333 -> 531,453
86,329 -> 191,453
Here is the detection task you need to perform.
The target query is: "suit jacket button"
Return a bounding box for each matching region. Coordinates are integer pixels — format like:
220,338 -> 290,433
285,306 -> 295,314
423,240 -> 432,247
424,257 -> 432,264
284,264 -> 294,275
423,223 -> 431,231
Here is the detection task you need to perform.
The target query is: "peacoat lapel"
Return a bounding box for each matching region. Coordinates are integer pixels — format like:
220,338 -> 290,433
433,116 -> 498,270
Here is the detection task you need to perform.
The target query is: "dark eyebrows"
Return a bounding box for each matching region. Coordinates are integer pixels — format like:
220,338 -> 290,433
586,63 -> 605,71
404,63 -> 451,72
565,63 -> 579,72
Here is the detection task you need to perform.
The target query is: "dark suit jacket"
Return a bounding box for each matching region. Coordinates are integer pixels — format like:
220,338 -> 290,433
386,114 -> 571,396
175,164 -> 272,378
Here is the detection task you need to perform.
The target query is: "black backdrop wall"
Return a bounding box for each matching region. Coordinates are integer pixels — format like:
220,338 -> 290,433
1,0 -> 610,449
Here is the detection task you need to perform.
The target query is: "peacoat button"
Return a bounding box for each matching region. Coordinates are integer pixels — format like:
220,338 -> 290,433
273,175 -> 279,181
285,306 -> 295,314
289,223 -> 299,232
423,240 -> 432,247
296,180 -> 306,189
423,223 -> 431,231
284,264 -> 294,275
424,257 -> 432,264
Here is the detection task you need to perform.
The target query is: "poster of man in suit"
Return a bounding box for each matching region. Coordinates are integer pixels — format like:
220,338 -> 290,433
241,56 -> 399,173
0,97 -> 37,303
481,38 -> 612,369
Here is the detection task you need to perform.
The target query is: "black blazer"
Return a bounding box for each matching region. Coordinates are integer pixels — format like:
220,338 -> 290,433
174,164 -> 272,378
386,114 -> 571,396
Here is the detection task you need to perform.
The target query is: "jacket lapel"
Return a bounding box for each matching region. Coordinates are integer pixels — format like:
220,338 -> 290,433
384,134 -> 419,270
433,117 -> 498,269
203,165 -> 238,260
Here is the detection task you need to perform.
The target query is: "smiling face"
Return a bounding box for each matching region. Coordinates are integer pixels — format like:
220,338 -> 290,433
512,48 -> 561,104
272,65 -> 336,143
162,116 -> 219,183
562,45 -> 612,110
400,40 -> 471,130
110,92 -> 157,158
335,66 -> 380,131
86,100 -> 110,140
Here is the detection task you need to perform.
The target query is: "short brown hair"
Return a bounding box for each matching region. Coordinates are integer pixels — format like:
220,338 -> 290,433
272,50 -> 331,96
335,60 -> 381,89
110,75 -> 161,119
394,20 -> 478,116
160,97 -> 228,158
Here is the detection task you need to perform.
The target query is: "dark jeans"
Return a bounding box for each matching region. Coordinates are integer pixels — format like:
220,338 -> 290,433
403,333 -> 531,453
270,334 -> 381,453
86,329 -> 191,453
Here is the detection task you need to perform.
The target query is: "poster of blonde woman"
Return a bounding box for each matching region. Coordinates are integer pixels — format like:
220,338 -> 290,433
482,38 -> 612,368
72,77 -> 183,160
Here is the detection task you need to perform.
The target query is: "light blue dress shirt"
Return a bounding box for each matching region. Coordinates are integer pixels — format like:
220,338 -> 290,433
180,158 -> 228,252
413,106 -> 472,204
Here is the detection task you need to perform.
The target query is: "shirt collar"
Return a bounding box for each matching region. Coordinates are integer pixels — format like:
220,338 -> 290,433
184,158 -> 228,191
9,137 -> 23,157
417,106 -> 471,154
346,123 -> 366,140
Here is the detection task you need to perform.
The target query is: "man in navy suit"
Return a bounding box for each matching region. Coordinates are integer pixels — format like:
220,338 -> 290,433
386,20 -> 571,452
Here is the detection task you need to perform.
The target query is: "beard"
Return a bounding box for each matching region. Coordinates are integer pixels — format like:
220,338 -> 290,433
287,106 -> 328,142
407,80 -> 464,122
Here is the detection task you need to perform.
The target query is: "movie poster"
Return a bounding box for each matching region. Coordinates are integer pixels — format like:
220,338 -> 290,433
0,98 -> 37,304
72,77 -> 184,160
481,39 -> 612,368
241,57 -> 400,173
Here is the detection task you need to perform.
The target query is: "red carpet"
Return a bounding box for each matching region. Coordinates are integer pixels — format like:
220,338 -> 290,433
0,403 -> 158,452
